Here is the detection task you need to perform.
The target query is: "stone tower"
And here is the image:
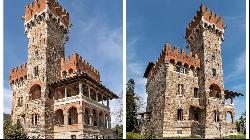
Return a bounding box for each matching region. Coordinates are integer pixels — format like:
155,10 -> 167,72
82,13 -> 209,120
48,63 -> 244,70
24,0 -> 69,138
9,0 -> 118,139
185,4 -> 226,138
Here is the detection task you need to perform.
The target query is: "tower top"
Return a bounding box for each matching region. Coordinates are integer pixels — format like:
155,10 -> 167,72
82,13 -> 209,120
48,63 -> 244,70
185,4 -> 224,41
24,0 -> 69,28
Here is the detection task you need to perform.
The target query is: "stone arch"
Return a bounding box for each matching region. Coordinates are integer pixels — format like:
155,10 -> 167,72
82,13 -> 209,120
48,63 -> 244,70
68,106 -> 78,125
30,84 -> 41,100
99,111 -> 104,127
209,84 -> 221,98
55,109 -> 64,125
92,109 -> 98,126
226,111 -> 233,124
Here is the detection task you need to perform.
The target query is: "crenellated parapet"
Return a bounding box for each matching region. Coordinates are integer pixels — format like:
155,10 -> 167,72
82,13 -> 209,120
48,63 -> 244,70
24,0 -> 70,34
61,53 -> 100,82
9,63 -> 28,84
185,4 -> 224,43
144,43 -> 200,83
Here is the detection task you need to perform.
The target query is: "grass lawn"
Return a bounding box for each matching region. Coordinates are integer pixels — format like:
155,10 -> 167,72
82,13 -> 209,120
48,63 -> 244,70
126,132 -> 144,139
224,134 -> 246,139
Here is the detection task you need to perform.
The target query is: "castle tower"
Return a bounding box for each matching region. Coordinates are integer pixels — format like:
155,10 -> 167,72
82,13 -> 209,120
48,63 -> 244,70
23,0 -> 69,138
185,4 -> 226,138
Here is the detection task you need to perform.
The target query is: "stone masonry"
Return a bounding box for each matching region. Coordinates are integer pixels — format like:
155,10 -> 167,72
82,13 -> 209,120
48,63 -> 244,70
142,4 -> 241,139
9,0 -> 118,139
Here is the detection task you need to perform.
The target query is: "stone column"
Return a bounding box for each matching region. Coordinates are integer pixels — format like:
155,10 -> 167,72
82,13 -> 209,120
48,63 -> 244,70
103,115 -> 106,128
78,112 -> 84,129
107,98 -> 109,108
96,92 -> 98,102
79,82 -> 83,95
88,86 -> 91,98
101,95 -> 104,105
64,113 -> 68,128
89,114 -> 93,126
108,116 -> 111,129
64,87 -> 67,98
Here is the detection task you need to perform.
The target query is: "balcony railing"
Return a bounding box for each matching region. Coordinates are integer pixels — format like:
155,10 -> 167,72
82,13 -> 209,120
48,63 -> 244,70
54,95 -> 109,111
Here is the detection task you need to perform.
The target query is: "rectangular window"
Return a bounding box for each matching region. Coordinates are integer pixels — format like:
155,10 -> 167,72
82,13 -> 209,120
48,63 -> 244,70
32,114 -> 39,126
212,68 -> 217,78
194,112 -> 199,121
18,97 -> 23,107
194,88 -> 198,98
71,135 -> 76,139
34,66 -> 39,76
177,109 -> 183,121
177,84 -> 184,95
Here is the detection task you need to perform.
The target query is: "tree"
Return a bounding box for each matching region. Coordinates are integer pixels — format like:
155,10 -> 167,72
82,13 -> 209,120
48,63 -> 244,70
112,124 -> 123,139
126,79 -> 138,132
236,111 -> 246,134
4,119 -> 28,139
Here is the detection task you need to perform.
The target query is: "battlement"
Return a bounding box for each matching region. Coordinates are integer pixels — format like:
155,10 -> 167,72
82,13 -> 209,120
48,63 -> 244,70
61,53 -> 100,82
185,4 -> 224,40
145,43 -> 200,82
24,0 -> 69,27
9,63 -> 28,84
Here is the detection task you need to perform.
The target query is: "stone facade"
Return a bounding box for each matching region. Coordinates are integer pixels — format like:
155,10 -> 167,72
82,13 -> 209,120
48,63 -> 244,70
142,4 -> 239,139
9,0 -> 118,139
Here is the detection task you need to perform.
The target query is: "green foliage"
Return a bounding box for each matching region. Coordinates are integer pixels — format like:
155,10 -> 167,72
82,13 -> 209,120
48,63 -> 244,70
224,134 -> 246,139
126,79 -> 139,132
4,119 -> 28,139
144,126 -> 156,139
112,125 -> 123,139
126,132 -> 144,139
235,111 -> 246,134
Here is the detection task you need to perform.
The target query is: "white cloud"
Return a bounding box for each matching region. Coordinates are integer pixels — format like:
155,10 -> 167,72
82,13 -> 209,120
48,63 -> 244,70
4,87 -> 12,114
224,51 -> 246,81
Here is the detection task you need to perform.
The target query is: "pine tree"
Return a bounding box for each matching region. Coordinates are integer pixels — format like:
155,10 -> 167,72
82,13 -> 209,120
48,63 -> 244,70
4,119 -> 28,139
126,79 -> 138,132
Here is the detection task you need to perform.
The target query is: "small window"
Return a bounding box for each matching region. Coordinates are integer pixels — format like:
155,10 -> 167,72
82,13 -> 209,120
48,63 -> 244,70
177,109 -> 183,121
212,68 -> 217,78
212,53 -> 216,61
35,50 -> 39,56
177,84 -> 184,95
214,110 -> 219,122
176,64 -> 181,73
32,114 -> 39,126
34,66 -> 39,76
194,88 -> 198,98
18,97 -> 23,107
71,135 -> 76,139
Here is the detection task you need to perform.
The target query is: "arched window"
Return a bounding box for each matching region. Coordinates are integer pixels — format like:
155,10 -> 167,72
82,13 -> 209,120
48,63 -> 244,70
30,84 -> 41,100
209,84 -> 221,98
183,64 -> 189,74
177,109 -> 183,121
84,108 -> 89,125
175,62 -> 182,73
99,111 -> 104,127
55,109 -> 64,125
68,68 -> 73,75
93,110 -> 98,126
32,114 -> 39,126
68,107 -> 78,125
214,110 -> 219,122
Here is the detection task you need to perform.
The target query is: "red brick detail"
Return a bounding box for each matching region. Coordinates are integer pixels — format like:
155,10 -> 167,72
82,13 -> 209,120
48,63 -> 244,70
185,4 -> 224,39
25,0 -> 69,27
9,63 -> 27,84
147,43 -> 200,83
61,53 -> 100,82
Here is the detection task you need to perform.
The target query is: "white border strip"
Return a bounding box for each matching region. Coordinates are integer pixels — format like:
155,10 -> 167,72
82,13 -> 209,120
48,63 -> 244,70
122,0 -> 126,139
246,0 -> 249,138
0,0 -> 3,138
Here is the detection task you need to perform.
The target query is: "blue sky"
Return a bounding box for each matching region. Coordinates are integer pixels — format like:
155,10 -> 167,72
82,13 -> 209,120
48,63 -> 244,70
127,0 -> 246,119
4,0 -> 122,126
